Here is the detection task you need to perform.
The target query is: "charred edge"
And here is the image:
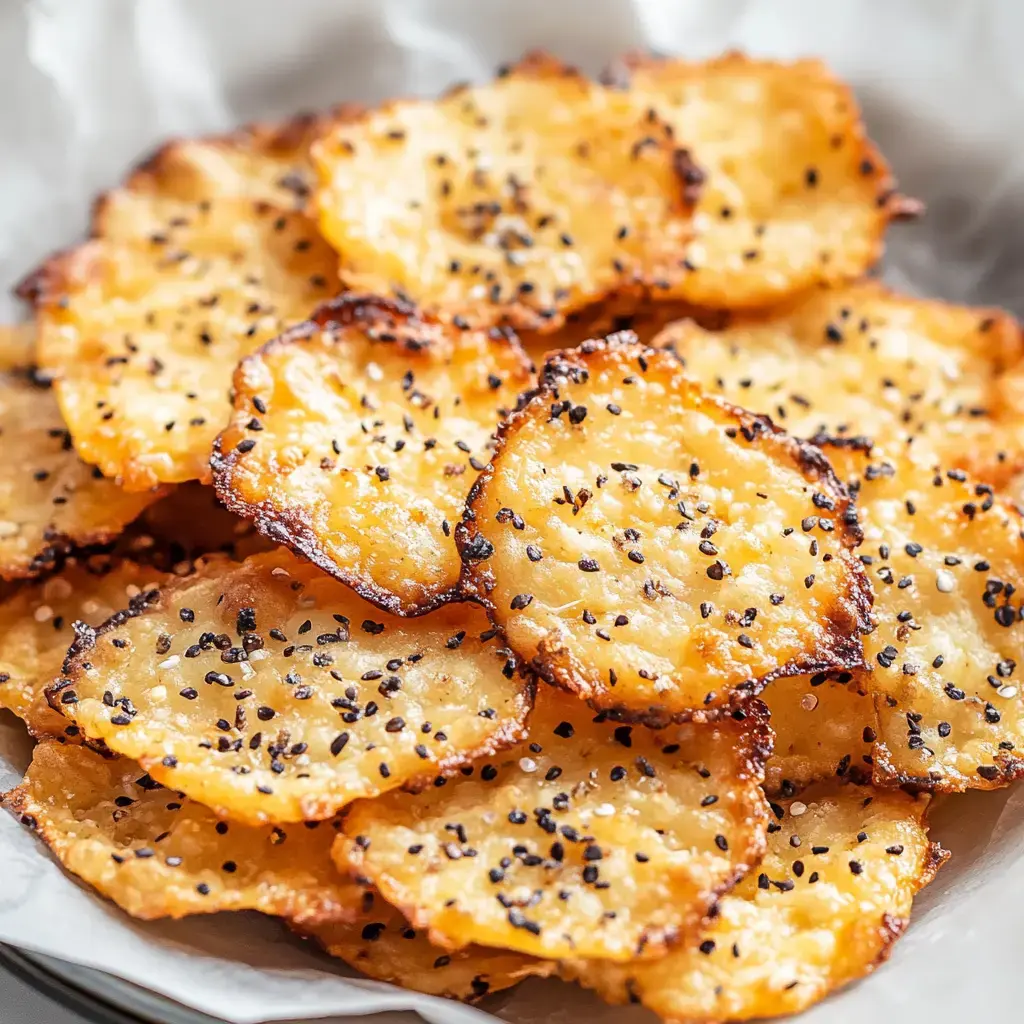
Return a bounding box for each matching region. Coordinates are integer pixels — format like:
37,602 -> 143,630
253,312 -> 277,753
873,739 -> 1024,794
212,470 -> 463,619
921,841 -> 951,884
869,913 -> 908,971
55,585 -> 164,683
212,437 -> 461,617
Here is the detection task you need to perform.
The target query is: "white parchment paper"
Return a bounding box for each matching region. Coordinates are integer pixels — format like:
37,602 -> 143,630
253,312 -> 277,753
2,0 -> 1024,1021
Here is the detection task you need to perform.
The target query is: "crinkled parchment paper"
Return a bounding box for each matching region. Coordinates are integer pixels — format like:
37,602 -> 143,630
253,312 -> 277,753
2,1 -> 1023,1021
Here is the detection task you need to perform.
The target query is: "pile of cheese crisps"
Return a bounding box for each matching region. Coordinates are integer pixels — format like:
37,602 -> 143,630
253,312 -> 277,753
3,50 -> 1022,1022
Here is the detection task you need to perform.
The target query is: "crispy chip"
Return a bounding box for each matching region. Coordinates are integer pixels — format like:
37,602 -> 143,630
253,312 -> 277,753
52,550 -> 533,824
458,336 -> 871,725
0,559 -> 175,737
764,672 -> 876,793
562,783 -> 945,1023
824,445 -> 1024,790
657,281 -> 1024,486
214,295 -> 532,615
22,145 -> 338,491
0,370 -> 162,579
336,688 -> 771,961
0,323 -> 35,371
312,52 -> 696,332
611,53 -> 911,309
5,741 -> 359,924
293,891 -> 549,999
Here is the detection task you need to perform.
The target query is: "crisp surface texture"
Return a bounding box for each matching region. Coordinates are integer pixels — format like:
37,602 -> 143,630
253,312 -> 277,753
52,550 -> 533,824
5,741 -> 359,924
658,281 -> 1024,485
825,445 -> 1024,790
562,783 -> 944,1022
614,53 -> 911,309
23,130 -> 338,490
294,892 -> 549,1000
337,689 -> 771,961
214,295 -> 532,614
763,672 -> 876,792
459,336 -> 871,723
0,371 -> 161,578
312,53 -> 696,332
0,559 -> 173,737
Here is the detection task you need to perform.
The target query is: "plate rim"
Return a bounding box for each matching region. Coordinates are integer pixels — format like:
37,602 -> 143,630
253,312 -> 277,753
0,943 -> 155,1023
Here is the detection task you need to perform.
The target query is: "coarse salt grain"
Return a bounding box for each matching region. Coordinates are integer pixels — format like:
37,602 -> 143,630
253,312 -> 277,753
790,801 -> 808,816
518,757 -> 537,773
33,605 -> 53,623
157,655 -> 180,670
593,803 -> 616,817
936,570 -> 956,593
800,693 -> 819,711
998,685 -> 1018,699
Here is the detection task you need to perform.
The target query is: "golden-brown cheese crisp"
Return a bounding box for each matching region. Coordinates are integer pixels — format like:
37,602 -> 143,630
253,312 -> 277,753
0,370 -> 163,579
21,125 -> 339,491
336,688 -> 771,962
5,741 -> 360,924
50,550 -> 533,825
657,281 -> 1024,486
458,335 -> 871,725
312,52 -> 696,333
214,295 -> 533,615
292,890 -> 550,1000
562,782 -> 945,1023
610,52 -> 913,309
0,559 -> 176,738
763,671 -> 876,793
825,444 -> 1024,790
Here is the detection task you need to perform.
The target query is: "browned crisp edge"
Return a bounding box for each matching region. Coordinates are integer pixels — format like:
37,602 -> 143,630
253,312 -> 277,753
870,734 -> 1024,793
456,333 -> 872,727
44,552 -> 537,818
212,292 -> 533,618
14,106 -> 361,305
341,697 -> 772,962
311,51 -> 699,335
